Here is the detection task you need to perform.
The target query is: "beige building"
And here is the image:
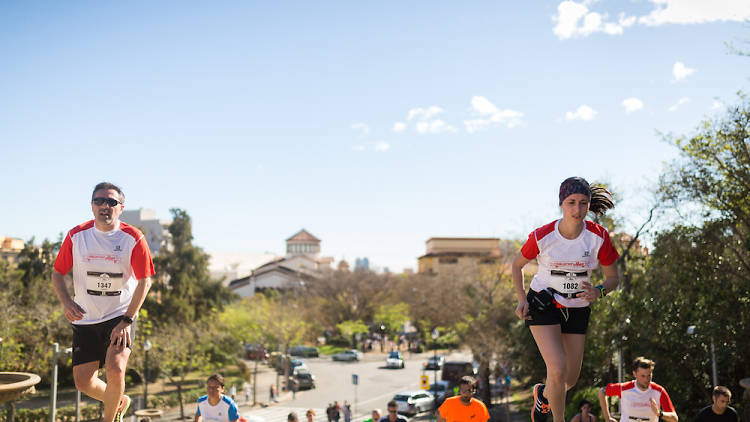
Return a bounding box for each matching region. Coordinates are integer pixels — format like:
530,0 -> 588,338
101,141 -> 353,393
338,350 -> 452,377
0,237 -> 25,266
417,237 -> 503,274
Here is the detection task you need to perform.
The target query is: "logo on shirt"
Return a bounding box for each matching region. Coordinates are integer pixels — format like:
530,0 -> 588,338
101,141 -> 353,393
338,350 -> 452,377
114,245 -> 122,252
583,250 -> 590,257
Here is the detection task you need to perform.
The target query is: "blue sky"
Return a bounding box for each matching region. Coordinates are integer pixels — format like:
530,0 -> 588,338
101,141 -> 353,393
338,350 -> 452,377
1,1 -> 748,272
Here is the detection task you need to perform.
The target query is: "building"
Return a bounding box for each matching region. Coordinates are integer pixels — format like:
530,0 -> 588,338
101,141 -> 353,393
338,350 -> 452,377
0,237 -> 25,266
209,252 -> 279,286
354,257 -> 370,271
229,229 -> 334,297
120,208 -> 171,255
417,237 -> 504,275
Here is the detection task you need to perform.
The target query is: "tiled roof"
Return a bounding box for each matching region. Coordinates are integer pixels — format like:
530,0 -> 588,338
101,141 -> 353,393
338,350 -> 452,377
286,229 -> 321,243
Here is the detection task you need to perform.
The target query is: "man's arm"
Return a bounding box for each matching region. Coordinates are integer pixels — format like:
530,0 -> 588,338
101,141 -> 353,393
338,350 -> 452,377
599,388 -> 616,422
109,277 -> 152,348
52,271 -> 85,322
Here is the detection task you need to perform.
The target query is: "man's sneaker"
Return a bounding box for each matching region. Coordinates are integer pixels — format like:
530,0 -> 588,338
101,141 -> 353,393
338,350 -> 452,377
114,395 -> 131,422
531,383 -> 551,422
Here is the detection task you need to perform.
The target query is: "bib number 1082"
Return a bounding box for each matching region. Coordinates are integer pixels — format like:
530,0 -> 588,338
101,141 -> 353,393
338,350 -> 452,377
563,282 -> 579,290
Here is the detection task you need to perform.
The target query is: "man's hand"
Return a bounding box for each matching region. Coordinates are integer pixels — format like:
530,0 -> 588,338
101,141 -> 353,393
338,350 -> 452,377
62,300 -> 86,322
650,398 -> 660,416
109,321 -> 131,348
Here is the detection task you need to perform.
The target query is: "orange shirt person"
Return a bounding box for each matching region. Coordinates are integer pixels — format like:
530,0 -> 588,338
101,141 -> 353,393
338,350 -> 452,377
437,376 -> 489,422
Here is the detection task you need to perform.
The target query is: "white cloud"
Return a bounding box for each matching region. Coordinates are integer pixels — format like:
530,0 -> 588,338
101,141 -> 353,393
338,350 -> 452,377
392,122 -> 407,133
565,104 -> 597,121
407,106 -> 444,121
374,141 -> 391,151
352,145 -> 366,151
622,97 -> 644,113
464,96 -> 524,133
351,122 -> 370,136
711,100 -> 723,110
415,119 -> 457,134
672,61 -> 695,82
668,97 -> 690,111
639,0 -> 750,26
553,0 -> 750,39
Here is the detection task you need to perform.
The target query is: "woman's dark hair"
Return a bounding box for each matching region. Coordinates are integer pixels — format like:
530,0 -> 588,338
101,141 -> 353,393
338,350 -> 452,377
559,177 -> 614,217
578,399 -> 592,410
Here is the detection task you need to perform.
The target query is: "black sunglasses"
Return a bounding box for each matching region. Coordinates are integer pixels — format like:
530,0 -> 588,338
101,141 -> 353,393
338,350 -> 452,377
92,197 -> 121,207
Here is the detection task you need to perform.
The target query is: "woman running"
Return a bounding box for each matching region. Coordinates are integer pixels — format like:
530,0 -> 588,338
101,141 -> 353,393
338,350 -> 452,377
512,177 -> 619,422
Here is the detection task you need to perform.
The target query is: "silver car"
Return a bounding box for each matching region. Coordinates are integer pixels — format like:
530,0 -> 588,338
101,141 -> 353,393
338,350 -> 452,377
392,391 -> 435,416
332,349 -> 362,361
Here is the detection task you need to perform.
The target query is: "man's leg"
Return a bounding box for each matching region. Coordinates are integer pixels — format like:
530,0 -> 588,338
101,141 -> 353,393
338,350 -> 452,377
101,341 -> 131,422
530,325 -> 567,422
73,361 -> 106,401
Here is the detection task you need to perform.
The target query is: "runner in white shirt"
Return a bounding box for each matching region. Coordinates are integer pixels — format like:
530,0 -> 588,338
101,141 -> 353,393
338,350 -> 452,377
599,357 -> 678,422
195,374 -> 240,422
52,182 -> 154,422
512,177 -> 620,422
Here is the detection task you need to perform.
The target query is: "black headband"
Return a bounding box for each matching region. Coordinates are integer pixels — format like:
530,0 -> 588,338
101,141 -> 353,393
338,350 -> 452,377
559,177 -> 591,204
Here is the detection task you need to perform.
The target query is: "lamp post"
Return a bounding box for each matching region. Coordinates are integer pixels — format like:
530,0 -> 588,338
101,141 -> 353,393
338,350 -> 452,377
431,329 -> 439,420
143,339 -> 152,409
687,325 -> 717,386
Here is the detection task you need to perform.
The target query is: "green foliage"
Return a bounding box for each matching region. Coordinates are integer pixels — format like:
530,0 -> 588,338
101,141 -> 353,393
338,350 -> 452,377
374,303 -> 410,337
565,387 -> 602,421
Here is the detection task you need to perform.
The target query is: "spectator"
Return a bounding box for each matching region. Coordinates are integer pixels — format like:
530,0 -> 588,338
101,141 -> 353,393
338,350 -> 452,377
379,400 -> 407,422
437,376 -> 489,422
568,399 -> 597,422
694,386 -> 738,422
364,409 -> 382,422
305,409 -> 316,422
288,412 -> 299,422
343,401 -> 352,422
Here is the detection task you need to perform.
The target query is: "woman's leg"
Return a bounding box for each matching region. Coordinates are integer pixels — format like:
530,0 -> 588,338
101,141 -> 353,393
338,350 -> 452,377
530,325 -> 567,422
561,334 -> 586,390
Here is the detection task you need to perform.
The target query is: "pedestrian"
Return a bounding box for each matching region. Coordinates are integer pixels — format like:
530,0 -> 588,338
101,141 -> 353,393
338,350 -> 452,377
332,401 -> 341,422
306,409 -> 316,422
288,412 -> 299,422
230,384 -> 237,402
598,357 -> 677,422
52,182 -> 155,422
270,384 -> 276,403
437,376 -> 489,422
343,401 -> 352,422
364,409 -> 382,422
513,177 -> 619,422
195,373 -> 239,422
243,381 -> 251,403
694,386 -> 738,422
568,399 -> 597,422
327,403 -> 334,422
379,400 -> 407,422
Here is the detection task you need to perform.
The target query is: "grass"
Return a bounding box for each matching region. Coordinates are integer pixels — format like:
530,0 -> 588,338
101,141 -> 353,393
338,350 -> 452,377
317,345 -> 347,355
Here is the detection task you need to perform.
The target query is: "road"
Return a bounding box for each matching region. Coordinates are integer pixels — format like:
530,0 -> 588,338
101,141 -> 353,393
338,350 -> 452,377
242,351 -> 471,422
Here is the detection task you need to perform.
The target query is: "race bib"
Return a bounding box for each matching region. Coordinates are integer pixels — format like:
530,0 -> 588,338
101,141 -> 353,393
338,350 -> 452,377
550,270 -> 588,293
86,271 -> 123,296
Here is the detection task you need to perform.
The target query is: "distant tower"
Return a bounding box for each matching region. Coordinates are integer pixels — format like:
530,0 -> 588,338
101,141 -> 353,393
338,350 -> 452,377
354,257 -> 370,271
338,259 -> 350,272
286,229 -> 321,257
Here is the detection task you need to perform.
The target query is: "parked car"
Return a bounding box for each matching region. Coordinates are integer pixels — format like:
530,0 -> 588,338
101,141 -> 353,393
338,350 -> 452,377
332,349 -> 361,361
385,351 -> 405,369
290,346 -> 319,358
423,355 -> 444,370
288,367 -> 316,391
274,355 -> 306,374
243,344 -> 269,361
392,391 -> 435,416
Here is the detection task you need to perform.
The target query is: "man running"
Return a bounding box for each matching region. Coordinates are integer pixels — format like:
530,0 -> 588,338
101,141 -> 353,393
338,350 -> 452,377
195,374 -> 240,422
437,376 -> 490,422
52,182 -> 154,422
694,386 -> 738,422
599,357 -> 678,422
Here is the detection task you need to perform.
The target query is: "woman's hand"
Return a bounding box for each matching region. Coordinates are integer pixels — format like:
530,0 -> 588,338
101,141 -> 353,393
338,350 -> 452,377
515,299 -> 529,320
576,281 -> 600,303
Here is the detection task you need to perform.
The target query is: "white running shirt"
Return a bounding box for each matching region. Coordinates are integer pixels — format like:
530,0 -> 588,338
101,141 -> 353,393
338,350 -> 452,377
604,381 -> 675,422
196,395 -> 239,421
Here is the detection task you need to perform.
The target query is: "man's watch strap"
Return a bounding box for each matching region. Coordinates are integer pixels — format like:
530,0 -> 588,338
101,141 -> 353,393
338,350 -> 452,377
122,315 -> 134,324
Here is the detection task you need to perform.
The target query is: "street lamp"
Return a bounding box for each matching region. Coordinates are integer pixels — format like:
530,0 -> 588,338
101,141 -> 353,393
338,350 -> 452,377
143,339 -> 152,409
687,325 -> 717,386
431,329 -> 439,419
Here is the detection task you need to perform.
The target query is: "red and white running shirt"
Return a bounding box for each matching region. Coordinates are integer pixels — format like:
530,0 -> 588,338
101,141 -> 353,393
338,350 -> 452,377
604,381 -> 675,422
520,219 -> 619,308
54,220 -> 155,325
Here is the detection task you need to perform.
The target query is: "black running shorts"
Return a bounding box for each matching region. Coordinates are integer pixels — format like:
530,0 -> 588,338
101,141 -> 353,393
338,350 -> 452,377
72,316 -> 132,367
525,289 -> 591,334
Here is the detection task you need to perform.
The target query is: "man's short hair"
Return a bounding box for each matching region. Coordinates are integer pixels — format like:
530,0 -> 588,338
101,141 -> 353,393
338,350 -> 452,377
713,386 -> 732,399
287,411 -> 298,421
92,182 -> 125,204
632,356 -> 655,372
207,373 -> 225,387
458,375 -> 477,388
387,400 -> 397,408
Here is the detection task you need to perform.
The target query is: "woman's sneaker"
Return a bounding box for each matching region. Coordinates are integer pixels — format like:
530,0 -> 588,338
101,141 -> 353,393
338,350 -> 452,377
532,384 -> 551,422
114,395 -> 131,422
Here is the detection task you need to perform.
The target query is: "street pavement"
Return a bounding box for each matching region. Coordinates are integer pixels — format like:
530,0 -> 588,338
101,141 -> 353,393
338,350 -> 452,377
152,350 -> 472,421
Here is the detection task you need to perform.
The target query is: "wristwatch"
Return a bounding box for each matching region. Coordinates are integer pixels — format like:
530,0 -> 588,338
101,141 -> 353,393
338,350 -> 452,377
122,315 -> 134,324
659,409 -> 663,418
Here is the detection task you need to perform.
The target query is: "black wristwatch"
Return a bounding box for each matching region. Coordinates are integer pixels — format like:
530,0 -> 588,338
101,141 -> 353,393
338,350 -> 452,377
659,409 -> 663,418
122,315 -> 134,325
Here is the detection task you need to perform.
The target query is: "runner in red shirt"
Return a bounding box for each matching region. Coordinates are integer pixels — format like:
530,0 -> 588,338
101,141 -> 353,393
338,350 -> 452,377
512,177 -> 620,422
52,182 -> 154,422
599,357 -> 678,422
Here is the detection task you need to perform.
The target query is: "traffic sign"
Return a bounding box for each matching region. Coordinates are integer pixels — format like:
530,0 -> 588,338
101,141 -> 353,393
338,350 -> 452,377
352,374 -> 358,385
420,375 -> 429,390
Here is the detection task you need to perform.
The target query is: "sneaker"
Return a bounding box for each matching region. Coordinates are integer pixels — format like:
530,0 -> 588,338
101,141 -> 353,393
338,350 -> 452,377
531,383 -> 551,422
114,395 -> 131,422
